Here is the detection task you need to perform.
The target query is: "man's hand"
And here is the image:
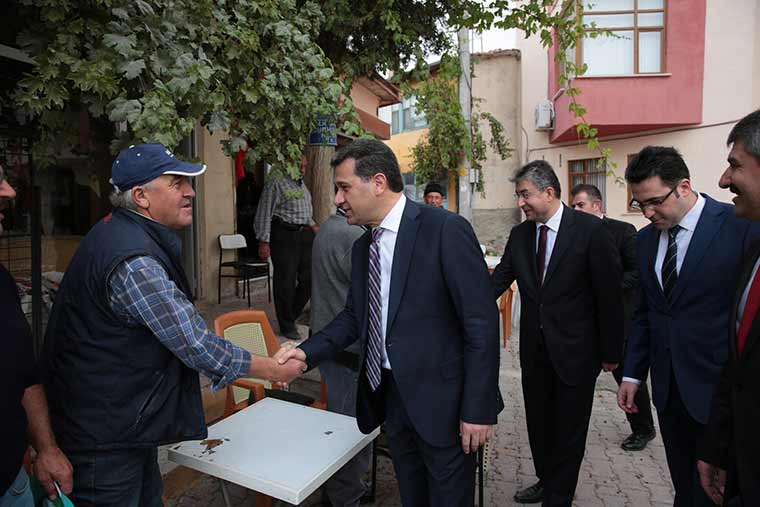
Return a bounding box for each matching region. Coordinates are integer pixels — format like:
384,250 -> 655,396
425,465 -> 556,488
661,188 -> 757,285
617,381 -> 639,414
33,445 -> 73,499
697,459 -> 726,505
258,241 -> 271,260
460,421 -> 492,454
311,224 -> 320,235
271,345 -> 308,386
276,345 -> 307,365
602,362 -> 618,372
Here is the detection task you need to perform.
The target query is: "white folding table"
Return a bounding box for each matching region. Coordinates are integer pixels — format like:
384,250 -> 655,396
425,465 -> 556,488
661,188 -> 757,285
168,397 -> 379,505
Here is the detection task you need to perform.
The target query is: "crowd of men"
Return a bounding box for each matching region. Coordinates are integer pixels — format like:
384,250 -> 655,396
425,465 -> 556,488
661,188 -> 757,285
3,109 -> 760,507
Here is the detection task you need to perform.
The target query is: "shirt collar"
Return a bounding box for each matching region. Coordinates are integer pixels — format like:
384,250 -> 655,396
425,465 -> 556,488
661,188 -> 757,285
379,194 -> 406,234
677,192 -> 705,232
537,203 -> 564,233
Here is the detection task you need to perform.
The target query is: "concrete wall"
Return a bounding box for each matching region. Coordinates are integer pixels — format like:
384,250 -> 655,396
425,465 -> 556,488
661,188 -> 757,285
514,0 -> 760,236
470,52 -> 522,250
196,129 -> 237,302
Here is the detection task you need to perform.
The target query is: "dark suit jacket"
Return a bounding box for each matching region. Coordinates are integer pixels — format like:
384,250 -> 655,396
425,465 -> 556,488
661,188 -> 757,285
300,199 -> 503,447
491,204 -> 625,385
602,216 -> 639,339
624,194 -> 760,424
699,240 -> 760,504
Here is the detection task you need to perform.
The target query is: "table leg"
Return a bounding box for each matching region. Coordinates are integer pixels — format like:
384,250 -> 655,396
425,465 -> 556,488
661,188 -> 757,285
220,479 -> 233,507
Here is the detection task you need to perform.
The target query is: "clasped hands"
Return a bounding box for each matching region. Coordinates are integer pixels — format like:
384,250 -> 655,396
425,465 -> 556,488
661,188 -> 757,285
266,342 -> 308,386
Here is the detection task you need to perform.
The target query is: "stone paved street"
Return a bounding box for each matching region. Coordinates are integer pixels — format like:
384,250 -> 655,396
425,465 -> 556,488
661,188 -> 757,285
163,286 -> 675,506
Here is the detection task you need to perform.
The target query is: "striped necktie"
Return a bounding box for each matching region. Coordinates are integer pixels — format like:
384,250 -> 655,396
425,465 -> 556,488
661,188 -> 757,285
365,227 -> 384,391
661,225 -> 681,302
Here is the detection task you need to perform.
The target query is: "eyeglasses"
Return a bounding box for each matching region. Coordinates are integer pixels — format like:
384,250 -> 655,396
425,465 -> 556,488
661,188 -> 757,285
515,190 -> 538,201
629,186 -> 677,212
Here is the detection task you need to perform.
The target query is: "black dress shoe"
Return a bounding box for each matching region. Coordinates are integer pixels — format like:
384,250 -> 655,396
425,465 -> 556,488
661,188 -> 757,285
514,480 -> 544,503
621,430 -> 656,451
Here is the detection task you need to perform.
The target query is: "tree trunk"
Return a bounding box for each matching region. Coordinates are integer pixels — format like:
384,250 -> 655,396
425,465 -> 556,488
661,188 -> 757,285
305,145 -> 336,225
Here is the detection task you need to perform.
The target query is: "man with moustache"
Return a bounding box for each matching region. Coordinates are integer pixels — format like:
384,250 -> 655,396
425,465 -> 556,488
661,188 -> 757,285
569,183 -> 656,451
42,144 -> 305,507
0,165 -> 73,506
698,110 -> 760,506
491,161 -> 624,505
618,146 -> 759,507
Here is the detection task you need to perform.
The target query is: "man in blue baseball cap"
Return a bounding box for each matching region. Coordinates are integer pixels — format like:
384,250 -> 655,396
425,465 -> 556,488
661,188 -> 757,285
42,143 -> 306,507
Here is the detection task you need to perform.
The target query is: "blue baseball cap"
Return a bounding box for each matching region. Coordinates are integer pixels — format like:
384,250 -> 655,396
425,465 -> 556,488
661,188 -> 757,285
110,143 -> 206,191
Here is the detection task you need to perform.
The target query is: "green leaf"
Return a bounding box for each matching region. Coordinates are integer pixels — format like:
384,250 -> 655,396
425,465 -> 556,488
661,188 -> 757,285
120,59 -> 146,79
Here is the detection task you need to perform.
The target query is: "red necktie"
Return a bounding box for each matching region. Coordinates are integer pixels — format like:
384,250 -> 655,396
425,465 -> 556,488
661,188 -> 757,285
737,267 -> 760,356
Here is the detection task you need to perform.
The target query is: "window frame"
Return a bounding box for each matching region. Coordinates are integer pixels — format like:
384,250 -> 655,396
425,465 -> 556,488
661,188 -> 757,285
563,0 -> 667,77
568,157 -> 608,213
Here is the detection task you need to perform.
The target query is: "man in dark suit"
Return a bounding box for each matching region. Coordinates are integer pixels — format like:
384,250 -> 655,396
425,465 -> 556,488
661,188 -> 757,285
277,139 -> 503,506
617,146 -> 759,507
491,161 -> 624,506
698,110 -> 760,506
570,183 -> 656,451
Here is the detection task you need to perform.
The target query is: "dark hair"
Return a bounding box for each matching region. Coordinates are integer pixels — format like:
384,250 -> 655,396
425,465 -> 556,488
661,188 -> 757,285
728,110 -> 760,165
511,160 -> 562,198
331,139 -> 404,192
625,146 -> 690,186
570,183 -> 602,202
424,182 -> 445,196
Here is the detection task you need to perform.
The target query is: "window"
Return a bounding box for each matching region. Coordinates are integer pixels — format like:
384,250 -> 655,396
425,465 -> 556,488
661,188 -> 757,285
565,0 -> 665,76
626,153 -> 637,212
379,97 -> 428,135
569,158 -> 607,212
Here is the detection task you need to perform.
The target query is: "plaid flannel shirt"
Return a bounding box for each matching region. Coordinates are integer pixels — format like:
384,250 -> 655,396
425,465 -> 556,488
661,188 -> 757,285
108,256 -> 251,392
254,176 -> 314,242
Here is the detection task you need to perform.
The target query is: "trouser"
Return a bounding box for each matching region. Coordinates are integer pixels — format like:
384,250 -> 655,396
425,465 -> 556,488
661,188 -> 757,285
270,219 -> 313,335
0,467 -> 33,507
611,361 -> 655,435
522,342 -> 596,507
658,372 -> 713,507
67,448 -> 163,507
320,358 -> 371,507
381,369 -> 476,507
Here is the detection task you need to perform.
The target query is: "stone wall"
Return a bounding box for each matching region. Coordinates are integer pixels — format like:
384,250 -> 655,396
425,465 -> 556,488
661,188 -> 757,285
472,207 -> 521,255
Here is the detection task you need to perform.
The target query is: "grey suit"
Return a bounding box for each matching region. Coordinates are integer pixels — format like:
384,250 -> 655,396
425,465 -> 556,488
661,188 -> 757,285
310,211 -> 368,507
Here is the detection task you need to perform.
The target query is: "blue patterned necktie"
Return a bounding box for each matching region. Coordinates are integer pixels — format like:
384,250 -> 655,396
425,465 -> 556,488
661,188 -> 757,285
662,225 -> 681,302
366,226 -> 384,391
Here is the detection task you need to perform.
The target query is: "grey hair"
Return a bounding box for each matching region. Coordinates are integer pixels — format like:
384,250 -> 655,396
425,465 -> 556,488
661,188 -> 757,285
511,160 -> 562,198
728,110 -> 760,165
109,181 -> 153,210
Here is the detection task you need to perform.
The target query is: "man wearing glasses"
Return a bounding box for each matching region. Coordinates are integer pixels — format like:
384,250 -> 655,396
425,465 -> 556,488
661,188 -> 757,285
617,146 -> 760,507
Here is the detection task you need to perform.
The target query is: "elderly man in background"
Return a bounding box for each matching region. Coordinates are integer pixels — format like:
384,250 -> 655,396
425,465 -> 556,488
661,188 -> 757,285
42,144 -> 304,507
423,182 -> 445,208
0,165 -> 72,507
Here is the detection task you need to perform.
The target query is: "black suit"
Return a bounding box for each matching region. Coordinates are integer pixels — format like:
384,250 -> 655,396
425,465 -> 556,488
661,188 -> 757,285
492,205 -> 624,506
700,241 -> 760,505
601,217 -> 654,436
301,199 -> 503,506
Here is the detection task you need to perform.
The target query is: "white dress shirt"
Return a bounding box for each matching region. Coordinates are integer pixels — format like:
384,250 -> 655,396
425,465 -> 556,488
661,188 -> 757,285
376,193 -> 406,369
653,192 -> 705,288
535,204 -> 564,283
624,192 -> 705,384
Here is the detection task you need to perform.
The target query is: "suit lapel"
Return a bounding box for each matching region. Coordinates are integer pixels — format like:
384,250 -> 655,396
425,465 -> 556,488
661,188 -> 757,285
737,243 -> 760,361
669,195 -> 727,305
642,225 -> 667,307
386,199 -> 421,334
542,205 -> 574,287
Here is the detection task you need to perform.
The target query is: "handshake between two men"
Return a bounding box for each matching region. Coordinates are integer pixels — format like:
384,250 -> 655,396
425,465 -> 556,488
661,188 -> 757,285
254,341 -> 307,386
